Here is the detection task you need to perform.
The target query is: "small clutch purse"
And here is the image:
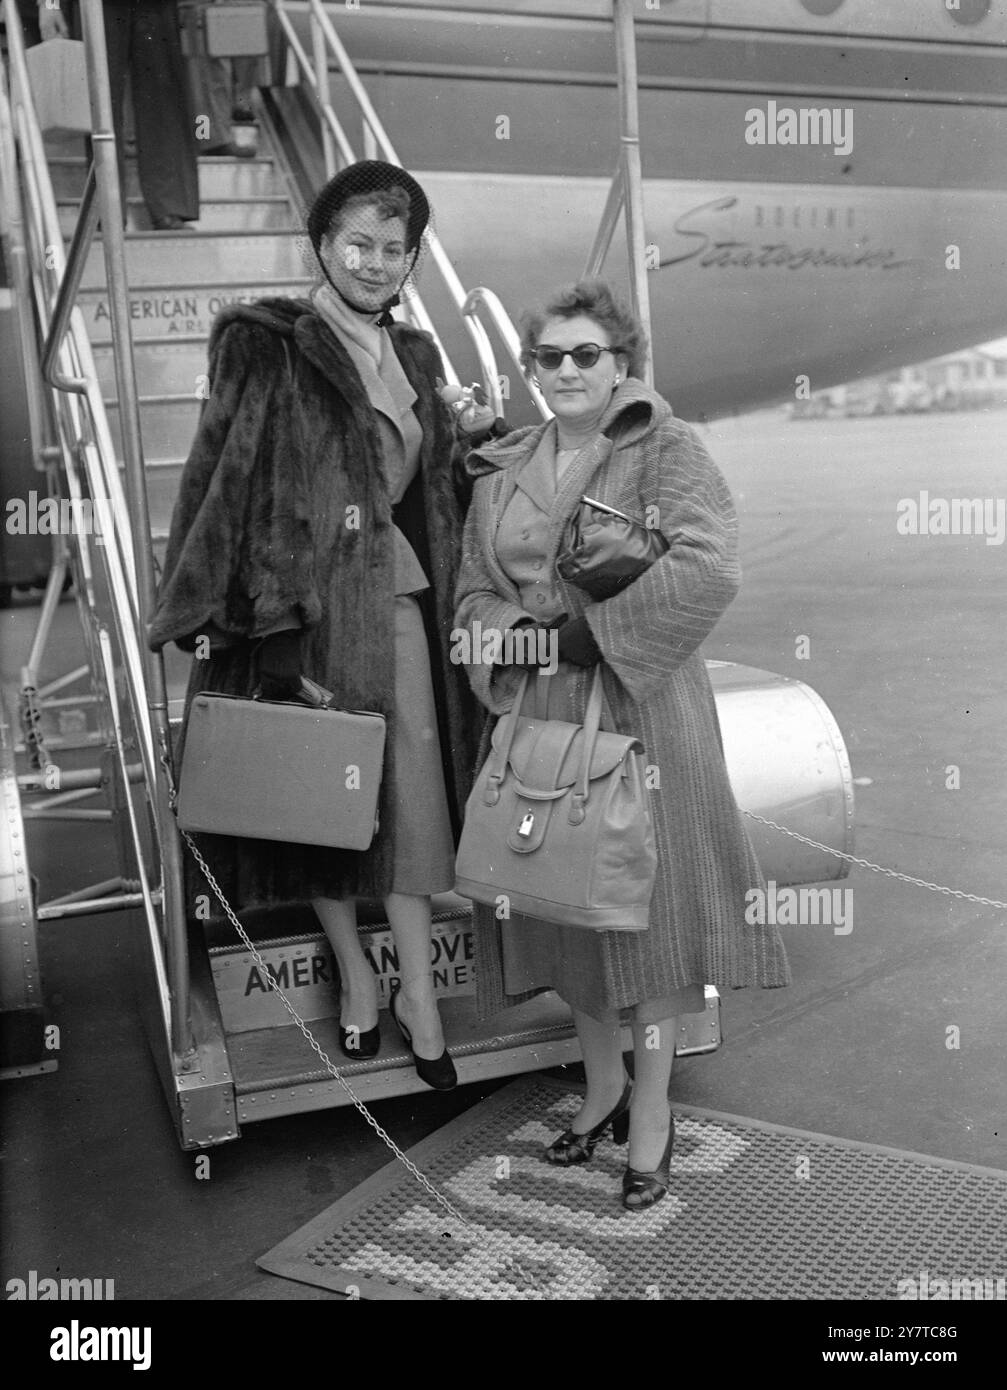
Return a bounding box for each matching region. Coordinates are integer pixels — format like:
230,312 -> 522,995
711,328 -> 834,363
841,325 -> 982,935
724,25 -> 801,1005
556,496 -> 670,600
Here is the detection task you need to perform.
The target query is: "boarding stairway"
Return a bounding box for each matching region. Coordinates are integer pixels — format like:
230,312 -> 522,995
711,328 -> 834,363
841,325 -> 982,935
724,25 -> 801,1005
66,143 -> 311,549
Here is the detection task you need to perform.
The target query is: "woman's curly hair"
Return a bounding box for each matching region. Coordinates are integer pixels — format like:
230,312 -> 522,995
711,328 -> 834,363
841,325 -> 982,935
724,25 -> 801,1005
519,279 -> 648,380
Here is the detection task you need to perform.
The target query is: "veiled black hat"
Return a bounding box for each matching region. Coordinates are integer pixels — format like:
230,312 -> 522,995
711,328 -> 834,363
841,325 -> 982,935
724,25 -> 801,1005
306,160 -> 431,255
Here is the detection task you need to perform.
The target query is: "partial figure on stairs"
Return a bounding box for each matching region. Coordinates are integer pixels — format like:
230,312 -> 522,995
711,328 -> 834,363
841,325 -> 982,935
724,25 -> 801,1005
39,0 -> 199,229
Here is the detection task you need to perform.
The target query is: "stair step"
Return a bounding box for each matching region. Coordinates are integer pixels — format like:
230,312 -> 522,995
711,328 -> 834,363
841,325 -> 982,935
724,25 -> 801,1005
47,155 -> 284,202
107,397 -> 201,465
78,279 -> 312,340
59,197 -> 298,238
93,340 -> 212,397
130,458 -> 186,538
81,231 -> 304,289
209,908 -> 477,1036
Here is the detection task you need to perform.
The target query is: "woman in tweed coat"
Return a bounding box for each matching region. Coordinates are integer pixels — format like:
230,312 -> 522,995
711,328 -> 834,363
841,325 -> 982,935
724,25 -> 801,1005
454,280 -> 790,1210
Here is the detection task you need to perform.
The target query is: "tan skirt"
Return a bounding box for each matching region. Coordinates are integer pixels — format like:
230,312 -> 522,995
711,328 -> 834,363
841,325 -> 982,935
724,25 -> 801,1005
498,665 -> 707,1023
388,595 -> 456,895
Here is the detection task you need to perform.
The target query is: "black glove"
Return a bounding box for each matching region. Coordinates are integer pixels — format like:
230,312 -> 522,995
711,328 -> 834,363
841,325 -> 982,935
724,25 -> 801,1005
556,616 -> 602,668
256,629 -> 302,700
500,614 -> 568,668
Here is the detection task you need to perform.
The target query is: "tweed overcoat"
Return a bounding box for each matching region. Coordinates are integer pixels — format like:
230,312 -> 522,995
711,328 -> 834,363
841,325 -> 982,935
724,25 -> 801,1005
148,297 -> 481,910
454,377 -> 791,1017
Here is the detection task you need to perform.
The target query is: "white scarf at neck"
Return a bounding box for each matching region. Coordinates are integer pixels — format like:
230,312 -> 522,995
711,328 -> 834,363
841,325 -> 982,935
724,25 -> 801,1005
311,282 -> 385,365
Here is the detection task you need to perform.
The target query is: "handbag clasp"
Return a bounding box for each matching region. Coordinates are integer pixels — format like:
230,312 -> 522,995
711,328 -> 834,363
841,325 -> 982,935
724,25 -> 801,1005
517,812 -> 535,837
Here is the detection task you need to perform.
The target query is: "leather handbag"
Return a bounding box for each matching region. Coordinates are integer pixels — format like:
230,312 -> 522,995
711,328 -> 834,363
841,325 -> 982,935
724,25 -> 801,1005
24,39 -> 91,137
454,670 -> 656,931
556,495 -> 670,600
176,681 -> 385,850
178,2 -> 270,57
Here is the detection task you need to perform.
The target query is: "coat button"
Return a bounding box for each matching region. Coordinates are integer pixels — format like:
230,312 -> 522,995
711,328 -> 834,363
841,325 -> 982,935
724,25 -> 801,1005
536,594 -> 546,605
521,530 -> 531,540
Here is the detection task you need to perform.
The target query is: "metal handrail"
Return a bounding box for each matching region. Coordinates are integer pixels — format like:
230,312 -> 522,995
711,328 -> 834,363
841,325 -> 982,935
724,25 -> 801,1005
271,0 -> 547,415
613,0 -> 654,387
271,0 -> 461,382
271,2 -> 354,166
462,287 -> 550,421
1,0 -> 188,1061
0,55 -> 52,471
582,1 -> 654,386
40,162 -> 98,394
583,165 -> 625,280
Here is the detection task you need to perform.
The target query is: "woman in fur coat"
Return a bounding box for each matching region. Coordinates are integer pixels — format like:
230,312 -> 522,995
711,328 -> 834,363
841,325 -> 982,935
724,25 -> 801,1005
454,280 -> 790,1202
149,162 -> 484,1089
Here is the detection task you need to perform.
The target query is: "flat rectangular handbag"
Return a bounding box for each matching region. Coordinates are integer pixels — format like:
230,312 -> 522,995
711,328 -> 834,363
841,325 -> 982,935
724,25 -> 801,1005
178,2 -> 270,58
176,691 -> 385,851
24,39 -> 91,138
455,669 -> 657,931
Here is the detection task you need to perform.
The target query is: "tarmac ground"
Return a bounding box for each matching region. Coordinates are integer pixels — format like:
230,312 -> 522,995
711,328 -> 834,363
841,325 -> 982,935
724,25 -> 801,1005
2,404 -> 1005,1300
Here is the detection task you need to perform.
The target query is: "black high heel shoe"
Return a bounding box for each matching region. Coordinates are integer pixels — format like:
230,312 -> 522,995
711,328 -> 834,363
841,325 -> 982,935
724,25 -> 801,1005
337,992 -> 380,1059
388,981 -> 457,1092
622,1110 -> 675,1211
542,1079 -> 632,1166
338,1017 -> 380,1060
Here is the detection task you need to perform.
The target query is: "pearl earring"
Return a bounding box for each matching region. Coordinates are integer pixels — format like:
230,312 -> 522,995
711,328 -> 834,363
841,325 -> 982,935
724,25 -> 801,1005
613,374 -> 621,386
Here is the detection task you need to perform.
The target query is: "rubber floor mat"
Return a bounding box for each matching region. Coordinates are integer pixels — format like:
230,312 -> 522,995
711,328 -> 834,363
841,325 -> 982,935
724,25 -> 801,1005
257,1075 -> 1007,1301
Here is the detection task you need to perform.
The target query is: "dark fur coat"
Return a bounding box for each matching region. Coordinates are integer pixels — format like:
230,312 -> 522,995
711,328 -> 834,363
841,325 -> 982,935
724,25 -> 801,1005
149,297 -> 481,909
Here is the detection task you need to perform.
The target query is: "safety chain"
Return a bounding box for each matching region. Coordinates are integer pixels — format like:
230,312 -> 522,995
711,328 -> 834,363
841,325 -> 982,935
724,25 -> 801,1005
181,828 -> 472,1220
181,829 -> 550,1289
744,811 -> 1007,912
159,736 -> 544,1287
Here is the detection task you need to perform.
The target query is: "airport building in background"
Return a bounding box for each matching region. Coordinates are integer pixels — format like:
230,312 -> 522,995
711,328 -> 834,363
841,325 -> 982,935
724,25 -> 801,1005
791,343 -> 1007,418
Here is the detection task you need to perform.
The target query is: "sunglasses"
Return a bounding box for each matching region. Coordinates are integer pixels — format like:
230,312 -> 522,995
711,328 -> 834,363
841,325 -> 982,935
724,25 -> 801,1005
528,343 -> 623,371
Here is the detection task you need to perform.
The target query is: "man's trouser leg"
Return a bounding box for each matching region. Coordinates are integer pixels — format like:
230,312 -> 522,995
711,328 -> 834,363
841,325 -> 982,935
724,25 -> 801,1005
129,0 -> 199,223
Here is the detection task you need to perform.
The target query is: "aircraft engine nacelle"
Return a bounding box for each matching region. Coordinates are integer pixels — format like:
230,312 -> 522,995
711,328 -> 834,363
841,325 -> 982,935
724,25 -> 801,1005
709,661 -> 854,887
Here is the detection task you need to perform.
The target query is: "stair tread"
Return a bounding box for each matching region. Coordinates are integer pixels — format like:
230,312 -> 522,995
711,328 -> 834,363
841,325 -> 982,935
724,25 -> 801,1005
58,194 -> 292,207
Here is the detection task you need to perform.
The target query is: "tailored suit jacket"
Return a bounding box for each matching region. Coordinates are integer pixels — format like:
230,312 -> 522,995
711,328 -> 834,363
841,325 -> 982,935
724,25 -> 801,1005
455,378 -> 791,1015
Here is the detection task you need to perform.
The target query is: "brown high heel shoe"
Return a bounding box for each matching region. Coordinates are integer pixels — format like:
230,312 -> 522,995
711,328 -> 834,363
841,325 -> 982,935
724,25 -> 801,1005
542,1080 -> 632,1166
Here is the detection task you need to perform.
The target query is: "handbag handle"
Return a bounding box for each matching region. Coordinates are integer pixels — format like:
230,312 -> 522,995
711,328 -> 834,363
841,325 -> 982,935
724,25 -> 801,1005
482,671 -> 533,804
571,668 -> 605,824
482,667 -> 609,818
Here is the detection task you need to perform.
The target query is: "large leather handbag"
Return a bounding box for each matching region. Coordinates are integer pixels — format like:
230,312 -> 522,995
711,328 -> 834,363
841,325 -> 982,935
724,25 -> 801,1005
556,495 -> 670,600
454,670 -> 656,931
176,680 -> 385,850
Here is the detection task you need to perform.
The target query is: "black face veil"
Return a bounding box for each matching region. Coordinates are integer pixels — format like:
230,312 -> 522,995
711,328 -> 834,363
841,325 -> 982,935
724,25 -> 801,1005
303,160 -> 432,323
